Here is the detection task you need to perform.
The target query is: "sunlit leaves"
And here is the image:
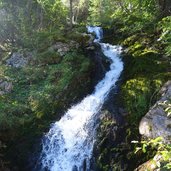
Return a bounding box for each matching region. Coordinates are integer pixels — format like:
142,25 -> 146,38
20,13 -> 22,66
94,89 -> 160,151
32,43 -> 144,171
133,137 -> 171,170
88,0 -> 158,32
158,16 -> 171,56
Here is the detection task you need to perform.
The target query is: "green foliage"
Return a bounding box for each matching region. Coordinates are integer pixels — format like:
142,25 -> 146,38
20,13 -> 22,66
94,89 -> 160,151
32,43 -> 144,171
37,0 -> 67,25
0,42 -> 94,169
0,0 -> 170,169
35,49 -> 61,64
113,13 -> 171,168
158,16 -> 171,57
133,137 -> 171,170
0,0 -> 67,48
121,35 -> 171,140
122,32 -> 170,125
0,47 -> 92,137
158,99 -> 171,117
88,0 -> 158,32
87,1 -> 171,170
122,78 -> 151,124
88,0 -> 114,25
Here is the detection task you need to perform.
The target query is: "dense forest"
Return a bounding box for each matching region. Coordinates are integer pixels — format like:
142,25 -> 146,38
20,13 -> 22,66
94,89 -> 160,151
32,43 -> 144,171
0,0 -> 171,170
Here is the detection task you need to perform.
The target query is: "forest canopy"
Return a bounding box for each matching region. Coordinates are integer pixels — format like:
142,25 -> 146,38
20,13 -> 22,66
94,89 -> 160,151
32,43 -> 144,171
0,0 -> 88,45
0,0 -> 171,49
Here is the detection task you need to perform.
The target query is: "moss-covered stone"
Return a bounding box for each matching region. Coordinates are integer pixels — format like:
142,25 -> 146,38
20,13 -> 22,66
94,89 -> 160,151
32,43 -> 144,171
95,22 -> 171,170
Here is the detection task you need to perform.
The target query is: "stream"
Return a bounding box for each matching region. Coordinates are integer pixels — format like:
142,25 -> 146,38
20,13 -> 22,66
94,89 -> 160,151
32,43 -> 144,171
39,26 -> 124,171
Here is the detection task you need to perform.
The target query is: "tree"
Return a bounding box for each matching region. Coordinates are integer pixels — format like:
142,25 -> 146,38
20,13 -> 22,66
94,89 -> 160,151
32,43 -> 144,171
61,0 -> 88,26
69,0 -> 73,28
0,0 -> 68,47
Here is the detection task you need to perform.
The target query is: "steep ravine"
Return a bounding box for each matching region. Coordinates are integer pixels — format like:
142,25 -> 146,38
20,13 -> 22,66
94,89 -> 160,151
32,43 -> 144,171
32,27 -> 124,171
0,29 -> 112,171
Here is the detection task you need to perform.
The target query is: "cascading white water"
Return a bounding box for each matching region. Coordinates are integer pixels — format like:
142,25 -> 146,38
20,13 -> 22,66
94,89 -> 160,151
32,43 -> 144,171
87,26 -> 103,42
39,26 -> 123,171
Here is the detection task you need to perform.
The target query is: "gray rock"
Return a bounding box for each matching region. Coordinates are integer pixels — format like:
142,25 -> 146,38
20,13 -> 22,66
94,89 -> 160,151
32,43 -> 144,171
86,46 -> 95,50
82,33 -> 94,45
49,41 -> 80,56
0,9 -> 7,21
134,154 -> 162,171
6,52 -> 29,68
139,81 -> 171,143
0,79 -> 13,95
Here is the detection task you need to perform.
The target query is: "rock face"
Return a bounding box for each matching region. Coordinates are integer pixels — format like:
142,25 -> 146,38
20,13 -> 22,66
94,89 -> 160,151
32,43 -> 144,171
49,41 -> 79,56
49,42 -> 70,56
135,154 -> 162,171
0,79 -> 13,95
86,43 -> 111,88
6,52 -> 33,68
139,81 -> 171,143
93,110 -> 119,170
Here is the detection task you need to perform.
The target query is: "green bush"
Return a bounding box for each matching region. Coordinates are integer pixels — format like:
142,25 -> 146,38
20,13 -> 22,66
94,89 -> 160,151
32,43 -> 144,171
122,78 -> 151,122
35,49 -> 62,65
158,16 -> 171,57
133,137 -> 171,170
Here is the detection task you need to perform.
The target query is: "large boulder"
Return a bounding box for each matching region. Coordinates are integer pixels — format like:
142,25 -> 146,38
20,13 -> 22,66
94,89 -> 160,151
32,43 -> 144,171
139,81 -> 171,143
6,52 -> 33,68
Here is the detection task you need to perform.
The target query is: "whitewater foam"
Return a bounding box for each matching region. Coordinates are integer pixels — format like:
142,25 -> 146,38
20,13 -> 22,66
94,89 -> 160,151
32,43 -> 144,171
39,26 -> 123,171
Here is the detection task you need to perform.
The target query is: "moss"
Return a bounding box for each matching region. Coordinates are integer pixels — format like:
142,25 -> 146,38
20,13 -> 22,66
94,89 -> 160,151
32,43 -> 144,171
118,28 -> 171,170
122,33 -> 171,127
96,20 -> 171,170
0,38 -> 96,169
122,78 -> 151,122
122,32 -> 170,121
3,51 -> 90,124
35,49 -> 62,65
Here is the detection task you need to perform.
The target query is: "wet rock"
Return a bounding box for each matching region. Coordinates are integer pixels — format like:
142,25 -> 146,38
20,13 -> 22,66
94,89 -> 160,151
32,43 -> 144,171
86,43 -> 111,88
92,109 -> 122,170
72,165 -> 78,171
119,108 -> 129,116
139,81 -> 171,143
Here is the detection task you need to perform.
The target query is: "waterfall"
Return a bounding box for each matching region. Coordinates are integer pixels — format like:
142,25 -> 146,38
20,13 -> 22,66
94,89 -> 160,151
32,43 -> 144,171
39,26 -> 123,171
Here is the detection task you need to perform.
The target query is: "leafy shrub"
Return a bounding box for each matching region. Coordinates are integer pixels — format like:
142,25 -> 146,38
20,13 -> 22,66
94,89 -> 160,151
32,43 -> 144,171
122,78 -> 151,122
158,16 -> 171,57
35,49 -> 62,65
133,137 -> 171,170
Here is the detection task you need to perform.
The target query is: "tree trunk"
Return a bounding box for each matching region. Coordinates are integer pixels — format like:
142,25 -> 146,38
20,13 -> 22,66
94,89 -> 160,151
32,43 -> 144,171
70,0 -> 73,29
158,0 -> 171,17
